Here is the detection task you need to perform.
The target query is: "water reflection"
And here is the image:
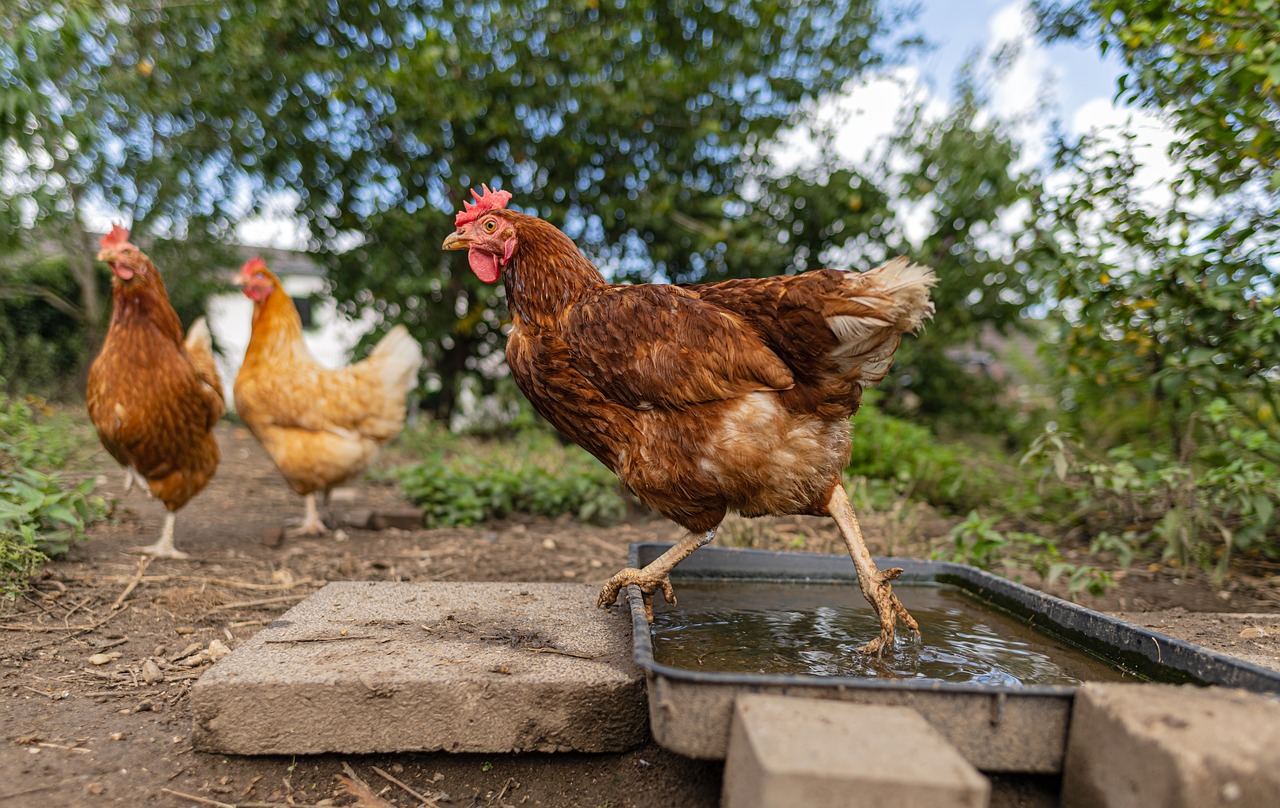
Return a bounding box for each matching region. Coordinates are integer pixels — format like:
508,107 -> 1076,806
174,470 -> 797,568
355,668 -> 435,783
650,581 -> 1132,686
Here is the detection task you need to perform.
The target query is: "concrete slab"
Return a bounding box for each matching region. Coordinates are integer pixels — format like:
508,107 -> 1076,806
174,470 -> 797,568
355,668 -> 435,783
721,694 -> 990,808
1062,683 -> 1280,808
191,582 -> 647,755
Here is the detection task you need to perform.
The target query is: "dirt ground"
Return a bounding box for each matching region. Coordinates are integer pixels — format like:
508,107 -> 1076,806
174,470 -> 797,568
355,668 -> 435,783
3,423 -> 1278,808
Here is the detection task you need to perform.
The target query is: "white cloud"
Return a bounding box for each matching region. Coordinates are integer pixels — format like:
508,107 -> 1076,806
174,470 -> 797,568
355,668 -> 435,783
1067,98 -> 1186,208
981,1 -> 1057,168
770,66 -> 945,175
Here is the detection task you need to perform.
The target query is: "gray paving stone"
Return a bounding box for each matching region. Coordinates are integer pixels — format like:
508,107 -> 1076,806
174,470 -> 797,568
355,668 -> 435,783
1062,683 -> 1280,808
191,581 -> 647,755
721,694 -> 990,808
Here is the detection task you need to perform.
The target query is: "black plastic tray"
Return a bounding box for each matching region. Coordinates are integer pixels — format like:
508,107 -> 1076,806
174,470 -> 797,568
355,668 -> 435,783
626,543 -> 1280,772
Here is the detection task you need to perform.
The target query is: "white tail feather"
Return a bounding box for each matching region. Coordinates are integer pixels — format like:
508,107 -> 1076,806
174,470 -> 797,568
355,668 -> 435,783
184,316 -> 212,352
826,257 -> 936,387
370,325 -> 424,396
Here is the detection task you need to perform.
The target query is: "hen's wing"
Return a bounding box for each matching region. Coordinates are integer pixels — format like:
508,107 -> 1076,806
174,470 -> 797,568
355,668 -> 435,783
691,259 -> 936,389
236,326 -> 421,442
560,284 -> 794,410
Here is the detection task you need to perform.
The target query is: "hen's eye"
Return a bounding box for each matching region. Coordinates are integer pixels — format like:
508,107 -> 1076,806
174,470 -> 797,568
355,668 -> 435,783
483,220 -> 497,233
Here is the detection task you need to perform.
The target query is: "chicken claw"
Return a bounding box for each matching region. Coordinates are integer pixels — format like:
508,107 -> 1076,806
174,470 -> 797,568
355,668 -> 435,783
597,568 -> 677,621
856,566 -> 920,656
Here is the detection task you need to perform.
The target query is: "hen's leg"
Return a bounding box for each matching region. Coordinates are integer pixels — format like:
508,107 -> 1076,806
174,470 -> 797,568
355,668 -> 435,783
827,486 -> 919,655
294,493 -> 327,536
135,512 -> 189,559
321,489 -> 337,530
597,528 -> 717,621
123,468 -> 151,498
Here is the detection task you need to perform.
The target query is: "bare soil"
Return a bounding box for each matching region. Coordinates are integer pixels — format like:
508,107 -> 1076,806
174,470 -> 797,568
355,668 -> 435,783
3,423 -> 1278,808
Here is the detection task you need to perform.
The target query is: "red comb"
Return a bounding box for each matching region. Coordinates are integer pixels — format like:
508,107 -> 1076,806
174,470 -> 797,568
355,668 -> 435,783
241,257 -> 267,273
454,184 -> 513,227
100,224 -> 131,249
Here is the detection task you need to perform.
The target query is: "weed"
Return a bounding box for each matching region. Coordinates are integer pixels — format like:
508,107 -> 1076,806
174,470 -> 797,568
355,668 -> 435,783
395,426 -> 626,527
0,389 -> 109,596
935,511 -> 1114,598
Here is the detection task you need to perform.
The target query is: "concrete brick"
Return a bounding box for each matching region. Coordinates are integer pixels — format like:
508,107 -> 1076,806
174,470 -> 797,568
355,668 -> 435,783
1062,683 -> 1280,808
191,581 -> 646,755
721,694 -> 990,808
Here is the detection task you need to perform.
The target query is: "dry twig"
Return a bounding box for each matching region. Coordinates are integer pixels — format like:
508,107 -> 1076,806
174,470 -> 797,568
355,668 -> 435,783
262,635 -> 376,644
201,593 -> 309,616
158,788 -> 234,808
525,646 -> 597,660
371,765 -> 440,807
112,555 -> 153,610
339,762 -> 397,808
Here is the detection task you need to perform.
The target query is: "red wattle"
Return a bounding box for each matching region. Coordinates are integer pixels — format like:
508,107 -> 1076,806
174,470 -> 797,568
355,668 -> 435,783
469,249 -> 501,284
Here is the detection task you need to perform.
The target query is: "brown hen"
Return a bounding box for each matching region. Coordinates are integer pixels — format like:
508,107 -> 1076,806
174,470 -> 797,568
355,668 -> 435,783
86,226 -> 225,558
442,187 -> 935,653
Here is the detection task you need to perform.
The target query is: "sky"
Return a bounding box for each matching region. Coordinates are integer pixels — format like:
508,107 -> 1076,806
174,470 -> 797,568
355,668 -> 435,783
911,0 -> 1122,118
767,0 -> 1185,249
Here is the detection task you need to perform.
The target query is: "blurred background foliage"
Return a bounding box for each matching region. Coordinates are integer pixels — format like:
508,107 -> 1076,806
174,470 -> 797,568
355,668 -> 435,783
1,0 -> 1276,583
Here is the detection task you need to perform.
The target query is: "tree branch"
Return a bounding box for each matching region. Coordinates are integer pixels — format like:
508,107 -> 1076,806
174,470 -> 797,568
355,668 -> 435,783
0,285 -> 84,321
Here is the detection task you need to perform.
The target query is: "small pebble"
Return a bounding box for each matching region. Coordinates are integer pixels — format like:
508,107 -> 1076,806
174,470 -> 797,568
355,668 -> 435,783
85,782 -> 103,795
1239,627 -> 1267,639
206,639 -> 231,661
142,659 -> 164,684
89,654 -> 113,666
542,538 -> 557,550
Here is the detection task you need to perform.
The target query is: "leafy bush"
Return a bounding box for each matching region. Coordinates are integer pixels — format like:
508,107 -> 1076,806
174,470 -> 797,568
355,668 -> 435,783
395,425 -> 626,527
1022,404 -> 1279,581
847,393 -> 1020,514
0,390 -> 108,596
934,510 -> 1114,598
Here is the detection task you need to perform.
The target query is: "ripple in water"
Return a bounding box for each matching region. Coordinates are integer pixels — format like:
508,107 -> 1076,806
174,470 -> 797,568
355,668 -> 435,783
650,581 -> 1132,686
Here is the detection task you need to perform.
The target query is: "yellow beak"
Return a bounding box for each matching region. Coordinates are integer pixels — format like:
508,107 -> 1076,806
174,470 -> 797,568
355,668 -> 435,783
442,231 -> 469,251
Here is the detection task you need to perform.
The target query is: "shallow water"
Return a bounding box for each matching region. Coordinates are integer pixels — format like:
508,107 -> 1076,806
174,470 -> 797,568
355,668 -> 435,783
650,581 -> 1135,686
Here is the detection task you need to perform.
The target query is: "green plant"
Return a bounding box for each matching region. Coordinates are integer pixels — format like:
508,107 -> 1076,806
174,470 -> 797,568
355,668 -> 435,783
395,427 -> 626,528
847,392 -> 1022,514
0,390 -> 108,596
1022,415 -> 1279,581
935,511 -> 1114,598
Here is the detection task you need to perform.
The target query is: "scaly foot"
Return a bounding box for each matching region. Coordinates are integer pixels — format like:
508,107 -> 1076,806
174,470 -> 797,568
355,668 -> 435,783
597,567 -> 677,621
856,566 -> 919,656
132,542 -> 190,560
286,519 -> 328,538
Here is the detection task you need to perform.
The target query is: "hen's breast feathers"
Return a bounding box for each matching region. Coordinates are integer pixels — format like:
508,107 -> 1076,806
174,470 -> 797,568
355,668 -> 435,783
86,313 -> 223,511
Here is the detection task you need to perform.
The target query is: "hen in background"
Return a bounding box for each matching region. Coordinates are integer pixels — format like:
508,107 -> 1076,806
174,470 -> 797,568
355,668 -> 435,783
233,258 -> 424,535
86,225 -> 225,559
442,186 -> 935,654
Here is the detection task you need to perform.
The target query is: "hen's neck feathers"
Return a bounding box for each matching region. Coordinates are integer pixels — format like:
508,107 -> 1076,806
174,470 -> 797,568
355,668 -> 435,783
244,286 -> 312,366
108,263 -> 183,344
504,212 -> 605,327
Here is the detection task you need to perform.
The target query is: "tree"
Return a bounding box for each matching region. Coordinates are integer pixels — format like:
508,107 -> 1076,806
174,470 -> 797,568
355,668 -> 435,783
1036,0 -> 1280,192
1030,1 -> 1279,451
883,90 -> 1038,432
